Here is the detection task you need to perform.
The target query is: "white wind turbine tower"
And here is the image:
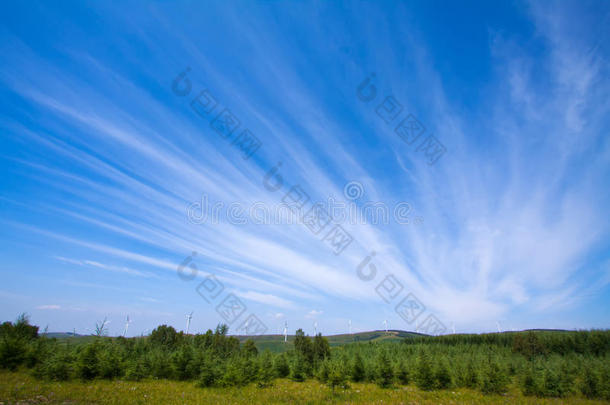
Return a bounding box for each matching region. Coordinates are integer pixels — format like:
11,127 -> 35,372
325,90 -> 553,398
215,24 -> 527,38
348,320 -> 352,335
496,321 -> 502,333
451,322 -> 456,334
122,316 -> 132,337
283,321 -> 288,343
383,319 -> 388,333
313,321 -> 318,336
185,311 -> 193,335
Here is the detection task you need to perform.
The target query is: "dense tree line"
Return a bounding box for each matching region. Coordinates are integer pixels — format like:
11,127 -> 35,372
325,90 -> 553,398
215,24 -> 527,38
1,315 -> 609,400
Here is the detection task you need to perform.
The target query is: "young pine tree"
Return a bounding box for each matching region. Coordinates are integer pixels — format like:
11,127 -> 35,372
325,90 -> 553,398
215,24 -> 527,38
462,360 -> 479,388
197,355 -> 218,388
480,361 -> 508,395
316,359 -> 330,383
290,354 -> 307,382
242,339 -> 258,357
395,359 -> 410,385
77,342 -> 99,380
581,367 -> 600,399
521,366 -> 540,396
375,349 -> 394,388
171,345 -> 194,380
125,358 -> 148,382
351,352 -> 366,382
327,361 -> 349,392
415,354 -> 436,391
435,359 -> 452,389
257,350 -> 275,387
274,353 -> 290,378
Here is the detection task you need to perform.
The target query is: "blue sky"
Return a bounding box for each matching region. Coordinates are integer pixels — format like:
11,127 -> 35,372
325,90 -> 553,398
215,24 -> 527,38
1,0 -> 609,336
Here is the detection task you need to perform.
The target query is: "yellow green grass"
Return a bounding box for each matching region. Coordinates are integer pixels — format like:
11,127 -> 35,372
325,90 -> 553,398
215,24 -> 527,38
1,371 -> 608,404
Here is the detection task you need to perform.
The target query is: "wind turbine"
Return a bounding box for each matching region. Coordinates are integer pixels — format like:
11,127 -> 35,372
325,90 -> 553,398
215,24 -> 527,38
383,319 -> 388,333
348,319 -> 352,335
283,321 -> 287,343
313,321 -> 318,336
185,311 -> 193,335
496,321 -> 502,333
122,316 -> 132,337
451,322 -> 456,334
243,318 -> 250,335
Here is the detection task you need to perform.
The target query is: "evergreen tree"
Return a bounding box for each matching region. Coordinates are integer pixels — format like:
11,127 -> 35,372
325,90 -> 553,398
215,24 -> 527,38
38,350 -> 72,381
521,366 -> 540,396
481,361 -> 508,395
197,355 -> 218,388
581,367 -> 600,398
312,333 -> 331,361
242,339 -> 258,357
375,349 -> 394,388
257,351 -> 275,387
124,358 -> 147,382
316,359 -> 330,383
294,329 -> 314,366
0,335 -> 26,371
462,360 -> 479,388
327,361 -> 349,392
76,342 -> 99,380
435,359 -> 452,389
97,344 -> 121,379
542,367 -> 562,397
415,354 -> 435,391
171,345 -> 194,380
395,359 -> 409,385
149,325 -> 180,350
274,353 -> 290,378
351,352 -> 366,382
290,354 -> 307,382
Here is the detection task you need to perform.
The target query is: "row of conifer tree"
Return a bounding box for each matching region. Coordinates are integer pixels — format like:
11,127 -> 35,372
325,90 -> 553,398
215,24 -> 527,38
1,314 -> 609,399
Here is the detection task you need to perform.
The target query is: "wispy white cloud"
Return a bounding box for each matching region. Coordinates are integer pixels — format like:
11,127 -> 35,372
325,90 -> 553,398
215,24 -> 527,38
36,305 -> 61,310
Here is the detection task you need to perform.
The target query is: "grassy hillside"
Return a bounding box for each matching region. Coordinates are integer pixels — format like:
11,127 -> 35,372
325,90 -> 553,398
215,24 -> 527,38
233,330 -> 424,352
47,329 -> 424,352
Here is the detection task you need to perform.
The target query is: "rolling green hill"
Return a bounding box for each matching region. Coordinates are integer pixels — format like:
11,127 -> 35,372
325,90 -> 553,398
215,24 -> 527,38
233,330 -> 426,352
46,329 -> 425,351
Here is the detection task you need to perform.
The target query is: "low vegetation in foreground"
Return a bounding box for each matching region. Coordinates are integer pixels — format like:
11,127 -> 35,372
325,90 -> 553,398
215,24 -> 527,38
1,314 -> 609,404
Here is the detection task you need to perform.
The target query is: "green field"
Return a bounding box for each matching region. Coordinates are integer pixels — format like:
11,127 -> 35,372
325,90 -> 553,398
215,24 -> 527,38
2,370 -> 609,404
